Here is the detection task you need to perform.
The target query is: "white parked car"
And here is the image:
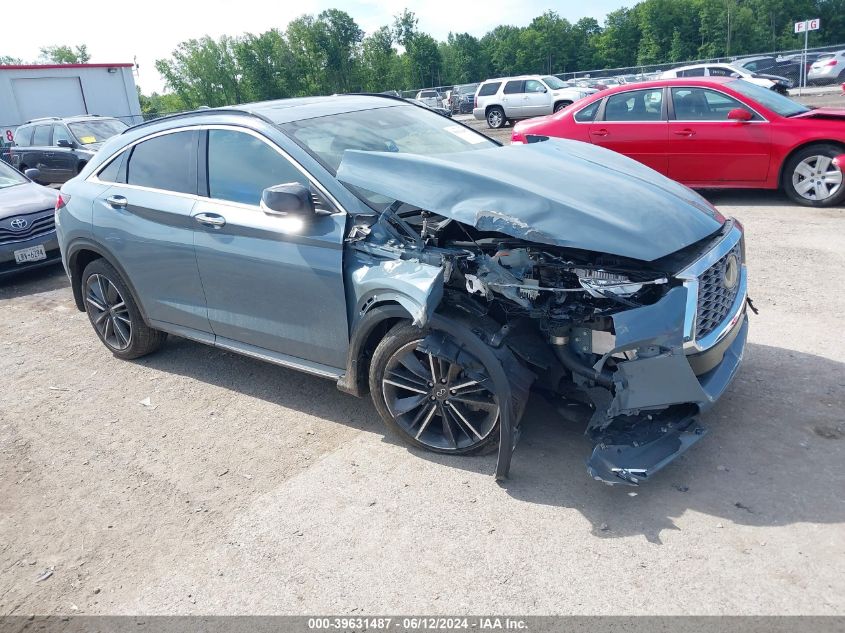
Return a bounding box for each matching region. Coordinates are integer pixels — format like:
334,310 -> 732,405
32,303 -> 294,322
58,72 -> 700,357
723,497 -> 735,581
472,75 -> 593,128
415,89 -> 443,108
660,63 -> 776,90
807,50 -> 845,85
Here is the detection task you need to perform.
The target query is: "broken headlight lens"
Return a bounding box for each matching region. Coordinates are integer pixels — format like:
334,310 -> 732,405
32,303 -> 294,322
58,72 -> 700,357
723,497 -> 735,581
575,269 -> 644,298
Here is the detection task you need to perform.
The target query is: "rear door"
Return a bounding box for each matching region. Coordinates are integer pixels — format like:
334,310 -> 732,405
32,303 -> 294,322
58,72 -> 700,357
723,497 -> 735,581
667,86 -> 771,183
91,129 -> 211,335
501,80 -> 525,118
28,125 -> 53,178
191,127 -> 348,369
588,87 -> 669,174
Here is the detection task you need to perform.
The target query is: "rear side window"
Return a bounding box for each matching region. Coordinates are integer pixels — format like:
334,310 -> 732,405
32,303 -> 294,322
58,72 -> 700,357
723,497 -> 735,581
206,129 -> 306,206
503,80 -> 524,94
680,67 -> 706,77
14,127 -> 32,146
97,152 -> 128,184
573,100 -> 601,122
127,131 -> 197,194
32,126 -> 51,146
478,82 -> 501,97
604,89 -> 664,122
707,66 -> 736,77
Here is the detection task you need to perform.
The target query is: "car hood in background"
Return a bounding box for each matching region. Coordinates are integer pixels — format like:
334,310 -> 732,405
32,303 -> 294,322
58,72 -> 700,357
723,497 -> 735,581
336,139 -> 724,261
0,182 -> 58,218
791,107 -> 845,120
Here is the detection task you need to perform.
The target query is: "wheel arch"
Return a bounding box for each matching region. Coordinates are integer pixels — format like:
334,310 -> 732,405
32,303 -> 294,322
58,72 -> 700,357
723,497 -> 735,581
337,302 -> 413,397
66,239 -> 151,324
778,139 -> 845,188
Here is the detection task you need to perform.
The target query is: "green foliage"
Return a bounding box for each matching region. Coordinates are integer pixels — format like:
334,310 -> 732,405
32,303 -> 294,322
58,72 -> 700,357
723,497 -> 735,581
147,1 -> 845,106
0,55 -> 24,65
39,45 -> 90,64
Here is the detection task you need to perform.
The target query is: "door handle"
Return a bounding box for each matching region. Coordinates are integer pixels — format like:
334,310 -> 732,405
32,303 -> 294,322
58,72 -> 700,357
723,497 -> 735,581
673,128 -> 696,137
194,212 -> 226,228
591,129 -> 609,137
106,195 -> 127,209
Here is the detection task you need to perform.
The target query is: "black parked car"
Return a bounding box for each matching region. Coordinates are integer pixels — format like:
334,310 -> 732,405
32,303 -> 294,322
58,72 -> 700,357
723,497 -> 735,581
734,55 -> 802,84
10,115 -> 127,185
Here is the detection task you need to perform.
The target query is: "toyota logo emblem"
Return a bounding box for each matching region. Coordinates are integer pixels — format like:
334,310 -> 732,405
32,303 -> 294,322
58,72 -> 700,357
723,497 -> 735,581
9,217 -> 28,231
723,254 -> 739,290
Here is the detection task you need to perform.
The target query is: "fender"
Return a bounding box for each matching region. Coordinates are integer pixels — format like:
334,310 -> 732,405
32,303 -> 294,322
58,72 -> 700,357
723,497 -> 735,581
65,237 -> 152,325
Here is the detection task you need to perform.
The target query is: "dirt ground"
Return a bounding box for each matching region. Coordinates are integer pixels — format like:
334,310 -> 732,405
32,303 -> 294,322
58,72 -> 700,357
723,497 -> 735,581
1,138 -> 845,615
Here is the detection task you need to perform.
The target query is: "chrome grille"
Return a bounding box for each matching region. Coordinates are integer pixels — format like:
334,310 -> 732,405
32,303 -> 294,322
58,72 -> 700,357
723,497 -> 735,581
0,211 -> 55,245
696,243 -> 742,340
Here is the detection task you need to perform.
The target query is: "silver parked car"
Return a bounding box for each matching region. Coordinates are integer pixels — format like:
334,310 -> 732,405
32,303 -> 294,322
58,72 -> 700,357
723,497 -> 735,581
472,75 -> 592,128
56,95 -> 748,486
415,89 -> 443,108
807,50 -> 845,85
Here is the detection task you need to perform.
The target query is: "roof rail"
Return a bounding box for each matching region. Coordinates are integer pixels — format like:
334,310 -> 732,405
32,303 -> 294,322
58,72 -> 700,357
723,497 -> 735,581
24,116 -> 61,124
122,107 -> 254,134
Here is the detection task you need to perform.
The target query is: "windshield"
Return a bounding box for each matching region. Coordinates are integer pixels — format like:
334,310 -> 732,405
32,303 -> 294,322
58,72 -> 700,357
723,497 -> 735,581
68,119 -> 128,144
542,76 -> 567,90
728,79 -> 810,117
0,161 -> 28,189
282,104 -> 497,208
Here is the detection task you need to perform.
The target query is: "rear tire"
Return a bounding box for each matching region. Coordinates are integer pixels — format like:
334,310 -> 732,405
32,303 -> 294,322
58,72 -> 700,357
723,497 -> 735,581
783,143 -> 845,207
554,100 -> 572,113
81,258 -> 166,360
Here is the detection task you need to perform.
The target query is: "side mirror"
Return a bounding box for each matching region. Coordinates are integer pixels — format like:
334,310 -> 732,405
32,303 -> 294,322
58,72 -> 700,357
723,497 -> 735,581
24,168 -> 41,181
731,72 -> 742,78
56,139 -> 75,148
261,182 -> 315,217
728,108 -> 753,122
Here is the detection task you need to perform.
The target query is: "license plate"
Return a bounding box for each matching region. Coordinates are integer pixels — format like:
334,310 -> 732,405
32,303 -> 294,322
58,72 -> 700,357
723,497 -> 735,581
14,244 -> 47,264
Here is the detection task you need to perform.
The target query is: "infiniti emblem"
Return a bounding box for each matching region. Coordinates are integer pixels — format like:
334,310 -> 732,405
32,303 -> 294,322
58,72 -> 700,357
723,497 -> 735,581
723,254 -> 739,290
9,217 -> 28,231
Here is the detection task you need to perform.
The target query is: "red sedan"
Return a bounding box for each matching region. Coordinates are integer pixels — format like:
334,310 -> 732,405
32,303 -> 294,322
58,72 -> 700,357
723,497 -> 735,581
512,77 -> 845,207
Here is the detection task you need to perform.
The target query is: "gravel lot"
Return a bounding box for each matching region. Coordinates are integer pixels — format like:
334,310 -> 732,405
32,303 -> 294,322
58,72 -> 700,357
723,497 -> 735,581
1,126 -> 844,615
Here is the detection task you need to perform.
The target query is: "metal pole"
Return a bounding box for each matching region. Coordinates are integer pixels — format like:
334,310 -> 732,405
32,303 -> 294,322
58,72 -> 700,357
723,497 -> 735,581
801,24 -> 809,95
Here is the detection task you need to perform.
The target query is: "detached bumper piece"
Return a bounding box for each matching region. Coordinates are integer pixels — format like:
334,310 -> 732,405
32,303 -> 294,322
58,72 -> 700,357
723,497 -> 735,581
587,406 -> 707,485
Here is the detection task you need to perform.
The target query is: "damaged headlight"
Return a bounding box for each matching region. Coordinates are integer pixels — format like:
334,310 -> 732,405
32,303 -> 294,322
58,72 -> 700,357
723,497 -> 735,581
575,269 -> 645,298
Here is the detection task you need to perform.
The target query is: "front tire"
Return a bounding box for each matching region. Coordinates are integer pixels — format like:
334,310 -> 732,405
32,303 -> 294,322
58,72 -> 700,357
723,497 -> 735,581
81,259 -> 166,359
486,106 -> 506,129
783,143 -> 845,207
369,323 -> 500,455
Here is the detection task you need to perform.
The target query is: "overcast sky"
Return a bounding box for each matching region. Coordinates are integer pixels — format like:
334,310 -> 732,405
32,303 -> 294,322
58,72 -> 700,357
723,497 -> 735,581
4,0 -> 625,93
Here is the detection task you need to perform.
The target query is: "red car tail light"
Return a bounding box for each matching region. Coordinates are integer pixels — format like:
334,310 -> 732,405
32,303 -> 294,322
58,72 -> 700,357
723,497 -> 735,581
825,59 -> 838,67
473,95 -> 478,109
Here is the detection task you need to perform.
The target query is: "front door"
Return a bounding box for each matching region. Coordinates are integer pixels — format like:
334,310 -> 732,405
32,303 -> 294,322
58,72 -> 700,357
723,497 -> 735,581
588,87 -> 669,175
51,124 -> 77,183
192,127 -> 348,369
668,86 -> 771,183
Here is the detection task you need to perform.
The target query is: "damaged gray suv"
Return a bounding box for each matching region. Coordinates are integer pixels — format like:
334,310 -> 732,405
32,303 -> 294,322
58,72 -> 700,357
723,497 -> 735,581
56,95 -> 748,485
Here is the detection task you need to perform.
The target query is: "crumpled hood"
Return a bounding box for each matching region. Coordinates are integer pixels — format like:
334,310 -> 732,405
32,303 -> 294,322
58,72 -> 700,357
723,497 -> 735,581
336,139 -> 724,261
0,182 -> 58,218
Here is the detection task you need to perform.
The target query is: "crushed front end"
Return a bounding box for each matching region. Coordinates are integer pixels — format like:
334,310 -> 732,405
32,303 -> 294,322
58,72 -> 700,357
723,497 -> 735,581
338,142 -> 749,485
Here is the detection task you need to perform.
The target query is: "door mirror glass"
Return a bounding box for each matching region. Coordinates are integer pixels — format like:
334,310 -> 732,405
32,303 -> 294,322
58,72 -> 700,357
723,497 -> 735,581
728,108 -> 753,121
261,183 -> 315,217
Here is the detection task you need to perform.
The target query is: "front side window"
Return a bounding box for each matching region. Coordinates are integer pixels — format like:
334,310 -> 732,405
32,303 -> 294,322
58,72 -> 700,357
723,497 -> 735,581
32,126 -> 51,146
126,131 -> 196,194
53,125 -> 72,146
525,80 -> 546,93
207,130 -> 306,206
0,160 -> 28,189
672,87 -> 748,120
478,82 -> 501,97
503,80 -> 524,94
603,89 -> 664,122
